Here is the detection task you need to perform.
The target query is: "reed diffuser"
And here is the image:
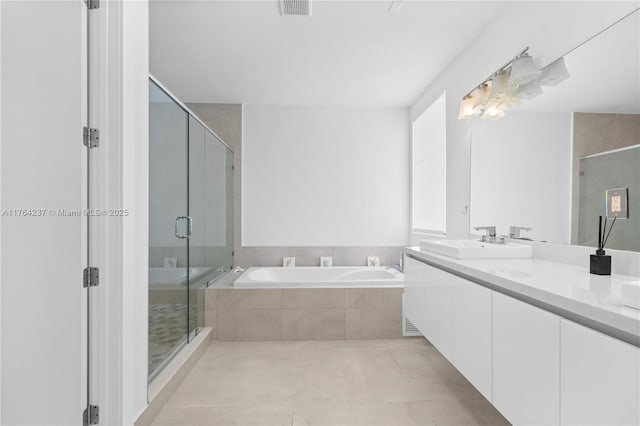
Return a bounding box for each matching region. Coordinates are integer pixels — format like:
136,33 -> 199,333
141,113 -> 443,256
590,215 -> 616,275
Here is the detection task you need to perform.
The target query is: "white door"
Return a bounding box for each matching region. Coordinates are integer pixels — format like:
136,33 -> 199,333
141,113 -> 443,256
1,1 -> 86,424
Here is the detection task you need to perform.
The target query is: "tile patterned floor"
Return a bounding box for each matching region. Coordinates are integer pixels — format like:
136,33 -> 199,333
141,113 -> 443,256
149,303 -> 191,375
150,338 -> 510,426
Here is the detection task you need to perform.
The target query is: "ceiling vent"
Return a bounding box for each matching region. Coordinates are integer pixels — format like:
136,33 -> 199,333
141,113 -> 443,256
279,0 -> 312,16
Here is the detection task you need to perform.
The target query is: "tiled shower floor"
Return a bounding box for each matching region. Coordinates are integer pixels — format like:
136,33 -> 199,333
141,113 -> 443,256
149,338 -> 510,426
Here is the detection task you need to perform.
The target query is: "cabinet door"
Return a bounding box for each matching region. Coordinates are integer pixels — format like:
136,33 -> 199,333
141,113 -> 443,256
453,279 -> 493,401
403,256 -> 454,361
493,292 -> 560,425
561,319 -> 640,425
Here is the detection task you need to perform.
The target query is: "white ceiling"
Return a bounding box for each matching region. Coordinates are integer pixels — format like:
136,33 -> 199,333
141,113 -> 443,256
150,0 -> 508,107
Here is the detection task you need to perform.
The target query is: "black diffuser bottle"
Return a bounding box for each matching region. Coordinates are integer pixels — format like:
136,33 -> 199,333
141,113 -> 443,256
590,215 -> 615,276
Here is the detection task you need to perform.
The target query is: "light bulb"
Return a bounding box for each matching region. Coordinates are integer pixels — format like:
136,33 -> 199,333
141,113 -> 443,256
481,102 -> 505,120
458,95 -> 481,119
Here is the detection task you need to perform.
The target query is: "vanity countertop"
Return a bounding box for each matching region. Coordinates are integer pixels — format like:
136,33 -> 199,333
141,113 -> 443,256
404,247 -> 640,347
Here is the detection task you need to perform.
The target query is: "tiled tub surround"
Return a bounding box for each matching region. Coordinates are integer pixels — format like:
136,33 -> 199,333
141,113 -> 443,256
203,286 -> 404,341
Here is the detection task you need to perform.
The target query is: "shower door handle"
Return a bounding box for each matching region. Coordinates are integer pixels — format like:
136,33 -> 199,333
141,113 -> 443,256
186,216 -> 193,238
175,216 -> 192,239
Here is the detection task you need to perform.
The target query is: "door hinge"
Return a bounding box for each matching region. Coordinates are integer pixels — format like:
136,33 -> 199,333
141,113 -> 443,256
83,405 -> 99,425
83,267 -> 99,288
84,0 -> 99,10
83,127 -> 100,148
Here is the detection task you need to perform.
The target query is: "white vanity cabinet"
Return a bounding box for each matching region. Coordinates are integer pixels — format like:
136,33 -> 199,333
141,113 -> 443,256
403,251 -> 639,426
403,256 -> 454,361
560,319 -> 640,425
403,256 -> 493,398
492,291 -> 561,425
453,278 -> 493,401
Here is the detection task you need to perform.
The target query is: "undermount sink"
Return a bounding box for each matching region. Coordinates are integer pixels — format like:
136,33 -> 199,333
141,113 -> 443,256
420,239 -> 533,259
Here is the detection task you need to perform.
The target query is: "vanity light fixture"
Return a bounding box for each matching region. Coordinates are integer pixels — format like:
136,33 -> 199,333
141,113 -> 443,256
538,57 -> 570,86
457,95 -> 481,119
481,102 -> 505,120
509,53 -> 540,85
488,71 -> 514,101
458,82 -> 491,119
458,46 -> 570,120
501,92 -> 521,109
515,81 -> 543,100
472,82 -> 491,109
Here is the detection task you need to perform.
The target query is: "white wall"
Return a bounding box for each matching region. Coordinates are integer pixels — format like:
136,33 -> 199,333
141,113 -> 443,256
470,111 -> 572,243
243,106 -> 409,246
1,1 -> 85,424
120,1 -> 149,423
409,1 -> 639,242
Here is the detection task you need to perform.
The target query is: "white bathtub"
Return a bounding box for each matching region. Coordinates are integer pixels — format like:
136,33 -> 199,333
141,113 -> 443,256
234,266 -> 404,288
149,267 -> 212,287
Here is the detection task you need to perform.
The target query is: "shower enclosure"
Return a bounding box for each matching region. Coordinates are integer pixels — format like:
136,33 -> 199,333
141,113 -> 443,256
148,76 -> 234,379
578,145 -> 639,252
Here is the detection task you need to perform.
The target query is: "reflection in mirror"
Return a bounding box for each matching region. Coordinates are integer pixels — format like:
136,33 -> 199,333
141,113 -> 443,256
578,145 -> 639,251
470,10 -> 640,251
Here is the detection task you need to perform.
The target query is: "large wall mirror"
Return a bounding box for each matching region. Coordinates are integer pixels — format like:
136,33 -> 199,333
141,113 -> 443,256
470,10 -> 639,252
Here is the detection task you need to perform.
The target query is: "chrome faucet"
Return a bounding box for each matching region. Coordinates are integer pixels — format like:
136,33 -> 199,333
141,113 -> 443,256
474,226 -> 506,244
475,226 -> 496,237
509,226 -> 532,240
392,256 -> 404,273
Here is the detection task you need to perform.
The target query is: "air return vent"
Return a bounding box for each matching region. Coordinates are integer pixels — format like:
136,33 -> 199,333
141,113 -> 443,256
279,0 -> 312,16
403,317 -> 422,337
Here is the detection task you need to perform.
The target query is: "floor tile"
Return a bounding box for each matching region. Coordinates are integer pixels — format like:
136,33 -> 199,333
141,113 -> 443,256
148,338 -> 510,425
152,404 -> 293,426
292,401 -> 437,426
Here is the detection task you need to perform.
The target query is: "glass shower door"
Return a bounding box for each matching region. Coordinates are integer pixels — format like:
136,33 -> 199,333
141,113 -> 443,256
148,76 -> 235,380
148,80 -> 189,378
